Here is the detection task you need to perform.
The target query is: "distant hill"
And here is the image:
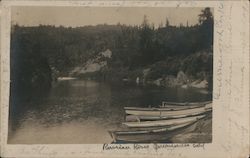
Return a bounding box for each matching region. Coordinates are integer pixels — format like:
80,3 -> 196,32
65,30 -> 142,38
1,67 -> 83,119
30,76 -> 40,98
10,8 -> 213,100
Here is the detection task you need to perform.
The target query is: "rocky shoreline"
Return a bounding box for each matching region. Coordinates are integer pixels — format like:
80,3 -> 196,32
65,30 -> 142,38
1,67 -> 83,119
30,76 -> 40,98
142,70 -> 210,90
171,112 -> 212,143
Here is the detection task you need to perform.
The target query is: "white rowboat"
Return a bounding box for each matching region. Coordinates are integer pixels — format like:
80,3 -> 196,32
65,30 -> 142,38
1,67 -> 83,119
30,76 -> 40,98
125,103 -> 212,117
161,101 -> 211,107
109,120 -> 198,143
122,114 -> 206,128
125,109 -> 211,121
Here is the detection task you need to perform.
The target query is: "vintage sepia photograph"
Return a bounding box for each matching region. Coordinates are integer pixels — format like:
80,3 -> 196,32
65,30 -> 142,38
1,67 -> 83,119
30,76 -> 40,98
8,6 -> 213,144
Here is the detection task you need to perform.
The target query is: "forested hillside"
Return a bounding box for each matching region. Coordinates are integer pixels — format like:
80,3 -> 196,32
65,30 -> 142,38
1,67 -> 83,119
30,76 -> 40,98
10,8 -> 213,100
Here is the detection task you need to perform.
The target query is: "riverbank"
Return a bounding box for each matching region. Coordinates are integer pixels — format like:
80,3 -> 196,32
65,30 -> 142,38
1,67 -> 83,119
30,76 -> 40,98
146,75 -> 209,89
171,112 -> 212,143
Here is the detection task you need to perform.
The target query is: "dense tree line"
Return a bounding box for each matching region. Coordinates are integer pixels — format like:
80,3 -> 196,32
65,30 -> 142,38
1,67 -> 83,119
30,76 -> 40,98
10,8 -> 213,101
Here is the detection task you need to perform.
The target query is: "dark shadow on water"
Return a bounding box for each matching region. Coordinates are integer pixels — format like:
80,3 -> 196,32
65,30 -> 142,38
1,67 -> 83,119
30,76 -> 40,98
8,79 -> 212,143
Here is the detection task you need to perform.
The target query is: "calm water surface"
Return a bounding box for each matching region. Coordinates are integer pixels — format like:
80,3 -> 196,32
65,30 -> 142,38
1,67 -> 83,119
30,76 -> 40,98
8,79 -> 211,144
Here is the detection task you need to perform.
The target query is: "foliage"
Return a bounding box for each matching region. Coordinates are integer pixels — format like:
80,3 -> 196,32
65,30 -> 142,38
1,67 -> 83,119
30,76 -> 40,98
10,29 -> 52,102
10,8 -> 214,98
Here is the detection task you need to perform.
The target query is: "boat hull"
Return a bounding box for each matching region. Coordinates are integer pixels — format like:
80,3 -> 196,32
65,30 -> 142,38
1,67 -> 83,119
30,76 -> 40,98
122,115 -> 205,128
161,101 -> 211,106
125,110 -> 212,121
110,121 -> 198,143
125,105 -> 203,111
125,103 -> 212,117
124,102 -> 212,112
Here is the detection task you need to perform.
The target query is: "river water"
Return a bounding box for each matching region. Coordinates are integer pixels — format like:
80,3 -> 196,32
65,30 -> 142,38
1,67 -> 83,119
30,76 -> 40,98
8,79 -> 212,144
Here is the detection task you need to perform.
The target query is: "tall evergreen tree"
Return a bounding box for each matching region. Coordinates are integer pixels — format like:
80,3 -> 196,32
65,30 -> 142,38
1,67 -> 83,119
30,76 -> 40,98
198,8 -> 214,49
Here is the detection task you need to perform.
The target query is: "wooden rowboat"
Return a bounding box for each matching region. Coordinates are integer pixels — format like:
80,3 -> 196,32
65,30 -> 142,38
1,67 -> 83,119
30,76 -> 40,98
109,120 -> 199,143
124,104 -> 208,112
124,101 -> 212,111
161,101 -> 211,107
125,109 -> 212,121
122,115 -> 205,128
125,103 -> 212,117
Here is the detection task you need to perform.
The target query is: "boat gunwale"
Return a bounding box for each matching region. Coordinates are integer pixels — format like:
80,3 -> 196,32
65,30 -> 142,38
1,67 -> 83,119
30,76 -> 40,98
122,115 -> 206,128
126,110 -> 212,121
124,104 -> 212,112
161,101 -> 212,106
110,120 -> 200,143
110,120 -> 198,135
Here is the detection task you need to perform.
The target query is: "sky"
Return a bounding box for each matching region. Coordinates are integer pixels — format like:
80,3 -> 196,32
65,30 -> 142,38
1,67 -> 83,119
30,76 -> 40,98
11,7 -> 210,27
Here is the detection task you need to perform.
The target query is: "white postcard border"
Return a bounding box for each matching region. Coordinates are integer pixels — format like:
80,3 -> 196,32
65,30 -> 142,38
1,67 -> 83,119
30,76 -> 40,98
0,1 -> 249,158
